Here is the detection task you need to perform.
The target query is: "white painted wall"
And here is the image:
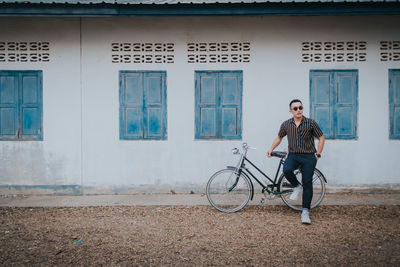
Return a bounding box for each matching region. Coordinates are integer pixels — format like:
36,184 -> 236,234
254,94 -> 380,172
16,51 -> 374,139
0,18 -> 82,189
0,15 -> 399,193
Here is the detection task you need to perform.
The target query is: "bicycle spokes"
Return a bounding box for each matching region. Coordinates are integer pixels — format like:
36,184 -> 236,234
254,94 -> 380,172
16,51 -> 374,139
206,169 -> 252,213
279,169 -> 326,211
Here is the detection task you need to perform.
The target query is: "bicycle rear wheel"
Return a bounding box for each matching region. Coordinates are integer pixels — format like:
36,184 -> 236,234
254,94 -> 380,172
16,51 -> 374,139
279,168 -> 326,211
206,169 -> 252,213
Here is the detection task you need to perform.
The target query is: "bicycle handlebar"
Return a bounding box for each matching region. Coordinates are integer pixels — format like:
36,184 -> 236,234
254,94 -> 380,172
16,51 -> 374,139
232,142 -> 256,156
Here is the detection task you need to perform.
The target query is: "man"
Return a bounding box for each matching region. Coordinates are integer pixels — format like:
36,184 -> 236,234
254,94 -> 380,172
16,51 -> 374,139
267,99 -> 325,224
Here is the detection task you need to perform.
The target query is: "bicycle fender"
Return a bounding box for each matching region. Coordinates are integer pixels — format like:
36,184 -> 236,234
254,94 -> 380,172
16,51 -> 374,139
315,168 -> 327,183
226,166 -> 255,201
241,172 -> 255,201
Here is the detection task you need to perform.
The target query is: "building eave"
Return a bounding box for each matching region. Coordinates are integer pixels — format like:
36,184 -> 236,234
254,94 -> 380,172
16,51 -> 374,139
1,2 -> 400,16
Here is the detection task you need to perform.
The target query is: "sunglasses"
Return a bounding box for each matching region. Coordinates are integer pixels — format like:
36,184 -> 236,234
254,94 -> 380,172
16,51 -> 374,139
292,106 -> 303,111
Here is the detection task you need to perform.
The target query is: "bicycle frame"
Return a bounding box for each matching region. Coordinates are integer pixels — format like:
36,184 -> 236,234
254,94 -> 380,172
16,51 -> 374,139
228,146 -> 288,201
240,156 -> 285,194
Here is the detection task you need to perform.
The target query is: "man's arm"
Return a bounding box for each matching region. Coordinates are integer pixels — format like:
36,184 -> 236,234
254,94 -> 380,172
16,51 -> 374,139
267,136 -> 283,157
316,135 -> 325,160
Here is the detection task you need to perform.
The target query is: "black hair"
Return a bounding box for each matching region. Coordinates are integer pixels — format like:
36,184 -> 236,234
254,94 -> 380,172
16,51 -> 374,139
289,99 -> 302,108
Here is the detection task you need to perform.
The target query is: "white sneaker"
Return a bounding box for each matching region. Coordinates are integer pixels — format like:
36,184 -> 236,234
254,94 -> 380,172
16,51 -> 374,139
289,184 -> 302,200
301,209 -> 311,224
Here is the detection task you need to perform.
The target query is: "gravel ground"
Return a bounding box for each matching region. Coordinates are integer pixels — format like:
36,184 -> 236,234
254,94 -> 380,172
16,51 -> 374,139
1,205 -> 399,266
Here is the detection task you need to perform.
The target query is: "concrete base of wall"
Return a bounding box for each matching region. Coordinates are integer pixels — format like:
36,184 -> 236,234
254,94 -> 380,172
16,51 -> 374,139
0,185 -> 82,195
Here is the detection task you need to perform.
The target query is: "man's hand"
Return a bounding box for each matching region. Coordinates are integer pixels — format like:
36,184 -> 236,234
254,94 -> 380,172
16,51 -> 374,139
267,149 -> 273,158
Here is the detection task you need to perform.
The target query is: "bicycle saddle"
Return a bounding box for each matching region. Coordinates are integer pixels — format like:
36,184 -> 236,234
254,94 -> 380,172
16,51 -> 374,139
271,151 -> 287,158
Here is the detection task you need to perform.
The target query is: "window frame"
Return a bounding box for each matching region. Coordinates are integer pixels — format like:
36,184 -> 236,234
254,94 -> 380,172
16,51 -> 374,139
389,69 -> 400,140
310,69 -> 358,140
0,70 -> 43,141
194,70 -> 243,140
119,70 -> 167,140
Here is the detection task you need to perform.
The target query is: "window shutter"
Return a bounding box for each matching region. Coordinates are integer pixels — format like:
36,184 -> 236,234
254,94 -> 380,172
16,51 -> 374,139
20,72 -> 43,140
0,72 -> 19,140
196,72 -> 218,139
120,72 -> 143,139
220,72 -> 242,139
310,71 -> 333,138
143,72 -> 167,140
334,71 -> 358,139
389,69 -> 400,139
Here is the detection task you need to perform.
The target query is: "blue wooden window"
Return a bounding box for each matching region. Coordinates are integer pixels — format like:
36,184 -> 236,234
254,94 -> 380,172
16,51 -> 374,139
119,71 -> 167,140
0,70 -> 43,141
310,70 -> 358,139
389,69 -> 400,139
195,71 -> 242,139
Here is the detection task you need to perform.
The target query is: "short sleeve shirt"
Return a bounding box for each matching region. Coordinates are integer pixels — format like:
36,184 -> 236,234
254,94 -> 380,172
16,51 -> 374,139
278,116 -> 323,153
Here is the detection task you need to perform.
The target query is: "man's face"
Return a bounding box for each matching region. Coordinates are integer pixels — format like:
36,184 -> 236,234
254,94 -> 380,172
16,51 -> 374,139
290,102 -> 303,119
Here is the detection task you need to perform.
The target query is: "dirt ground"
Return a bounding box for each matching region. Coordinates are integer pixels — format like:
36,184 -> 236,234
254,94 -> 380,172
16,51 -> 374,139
1,205 -> 399,266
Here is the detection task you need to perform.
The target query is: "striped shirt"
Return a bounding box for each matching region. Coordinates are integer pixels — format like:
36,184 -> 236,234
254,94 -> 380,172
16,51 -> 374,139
278,116 -> 323,154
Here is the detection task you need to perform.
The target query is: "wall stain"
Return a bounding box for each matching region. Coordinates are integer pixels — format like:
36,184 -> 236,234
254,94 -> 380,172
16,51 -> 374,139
0,143 -> 67,187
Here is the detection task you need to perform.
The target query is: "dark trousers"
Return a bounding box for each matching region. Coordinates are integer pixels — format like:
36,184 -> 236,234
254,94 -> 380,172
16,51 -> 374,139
283,153 -> 317,209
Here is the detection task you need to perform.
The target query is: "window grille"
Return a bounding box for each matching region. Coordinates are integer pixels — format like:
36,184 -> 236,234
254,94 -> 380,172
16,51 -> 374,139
301,41 -> 367,63
0,42 -> 50,63
111,42 -> 174,64
187,42 -> 250,63
380,41 -> 400,61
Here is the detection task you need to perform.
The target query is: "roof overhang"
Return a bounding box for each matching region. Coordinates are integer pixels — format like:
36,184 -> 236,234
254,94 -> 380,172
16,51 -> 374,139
1,1 -> 400,16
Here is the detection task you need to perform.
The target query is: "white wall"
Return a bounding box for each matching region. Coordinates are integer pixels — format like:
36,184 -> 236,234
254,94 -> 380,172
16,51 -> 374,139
0,15 -> 399,193
0,18 -> 82,190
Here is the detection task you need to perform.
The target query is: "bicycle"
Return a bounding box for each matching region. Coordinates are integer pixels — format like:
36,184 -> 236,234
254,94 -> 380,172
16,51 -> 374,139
206,143 -> 327,213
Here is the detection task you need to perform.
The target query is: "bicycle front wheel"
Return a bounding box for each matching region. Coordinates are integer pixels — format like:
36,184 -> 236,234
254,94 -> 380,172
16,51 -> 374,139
279,168 -> 326,211
206,169 -> 252,213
